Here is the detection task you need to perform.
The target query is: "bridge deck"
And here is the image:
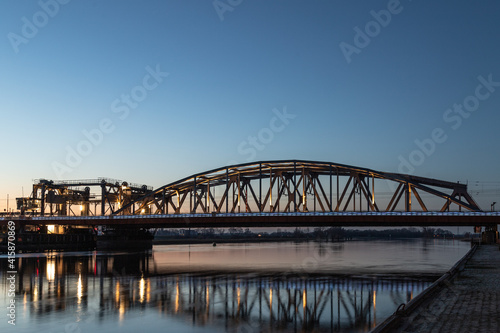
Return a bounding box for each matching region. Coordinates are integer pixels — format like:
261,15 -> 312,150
2,212 -> 499,228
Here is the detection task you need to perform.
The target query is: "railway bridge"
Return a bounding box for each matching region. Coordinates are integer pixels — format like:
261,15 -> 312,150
1,160 -> 498,240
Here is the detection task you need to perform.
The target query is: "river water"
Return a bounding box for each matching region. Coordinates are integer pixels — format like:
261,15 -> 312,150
1,239 -> 470,333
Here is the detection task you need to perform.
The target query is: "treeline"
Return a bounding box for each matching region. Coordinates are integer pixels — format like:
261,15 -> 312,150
344,227 -> 454,239
156,226 -> 456,240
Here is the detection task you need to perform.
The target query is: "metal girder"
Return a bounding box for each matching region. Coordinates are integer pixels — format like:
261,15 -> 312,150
28,178 -> 152,217
112,160 -> 482,216
412,187 -> 428,212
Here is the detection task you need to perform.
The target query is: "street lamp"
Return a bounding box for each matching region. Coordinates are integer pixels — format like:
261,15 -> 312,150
491,202 -> 496,212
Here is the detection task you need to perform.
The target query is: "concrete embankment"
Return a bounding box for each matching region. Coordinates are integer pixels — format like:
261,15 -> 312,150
371,244 -> 500,333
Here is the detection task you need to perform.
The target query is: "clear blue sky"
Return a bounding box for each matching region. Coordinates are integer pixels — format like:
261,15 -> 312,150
1,0 -> 499,211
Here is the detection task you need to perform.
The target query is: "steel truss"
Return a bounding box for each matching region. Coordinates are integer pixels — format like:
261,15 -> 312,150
28,178 -> 153,216
115,160 -> 481,216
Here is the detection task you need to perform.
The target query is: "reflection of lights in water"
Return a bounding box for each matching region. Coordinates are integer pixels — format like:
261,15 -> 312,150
139,277 -> 145,303
115,281 -> 120,304
46,259 -> 55,282
92,252 -> 97,275
373,290 -> 377,326
147,280 -> 151,303
77,275 -> 83,304
236,287 -> 240,307
107,258 -> 114,273
303,289 -> 307,310
119,302 -> 125,322
206,282 -> 210,307
115,280 -> 125,322
175,282 -> 180,313
269,288 -> 273,308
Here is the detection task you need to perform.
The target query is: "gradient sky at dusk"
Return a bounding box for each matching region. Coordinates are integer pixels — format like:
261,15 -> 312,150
1,0 -> 500,211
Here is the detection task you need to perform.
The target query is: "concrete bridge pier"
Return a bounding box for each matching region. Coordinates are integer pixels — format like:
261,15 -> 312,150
482,225 -> 499,244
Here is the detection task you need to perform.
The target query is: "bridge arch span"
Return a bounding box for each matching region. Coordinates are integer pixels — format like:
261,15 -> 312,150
113,160 -> 480,216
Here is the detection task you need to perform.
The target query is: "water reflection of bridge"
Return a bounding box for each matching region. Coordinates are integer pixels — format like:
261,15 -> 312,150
6,254 -> 432,332
142,275 -> 427,332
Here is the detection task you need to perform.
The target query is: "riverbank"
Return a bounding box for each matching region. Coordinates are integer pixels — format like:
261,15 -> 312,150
152,236 -> 342,245
153,236 -> 473,246
371,244 -> 500,332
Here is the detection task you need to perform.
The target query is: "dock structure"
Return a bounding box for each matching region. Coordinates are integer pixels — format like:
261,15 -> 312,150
372,245 -> 500,332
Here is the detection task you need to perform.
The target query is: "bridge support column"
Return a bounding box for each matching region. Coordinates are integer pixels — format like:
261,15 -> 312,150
259,163 -> 263,212
101,180 -> 106,216
482,225 -> 498,244
192,176 -> 197,214
226,168 -> 229,214
40,184 -> 46,216
405,183 -> 412,212
294,162 -> 297,212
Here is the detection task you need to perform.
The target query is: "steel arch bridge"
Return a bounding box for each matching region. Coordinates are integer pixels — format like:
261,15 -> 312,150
114,160 -> 481,216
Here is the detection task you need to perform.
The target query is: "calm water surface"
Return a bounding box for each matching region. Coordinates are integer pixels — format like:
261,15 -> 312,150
0,239 -> 471,333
